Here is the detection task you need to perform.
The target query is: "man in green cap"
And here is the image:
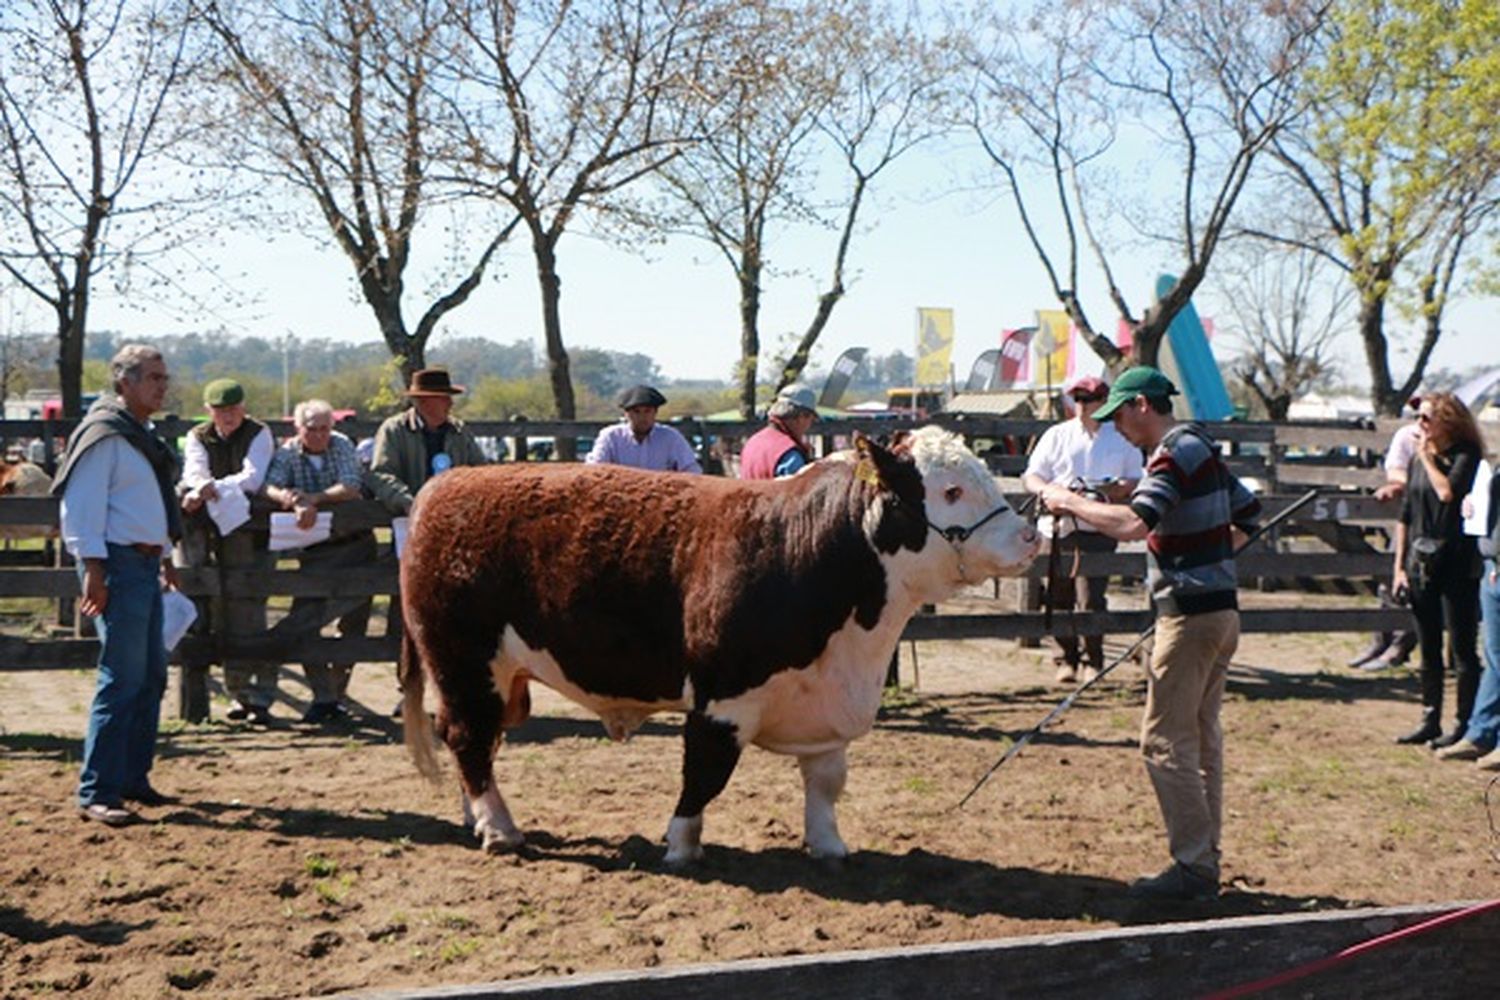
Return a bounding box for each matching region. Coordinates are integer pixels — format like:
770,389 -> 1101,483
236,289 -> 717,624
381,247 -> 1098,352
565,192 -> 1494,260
179,377 -> 278,724
1040,365 -> 1261,901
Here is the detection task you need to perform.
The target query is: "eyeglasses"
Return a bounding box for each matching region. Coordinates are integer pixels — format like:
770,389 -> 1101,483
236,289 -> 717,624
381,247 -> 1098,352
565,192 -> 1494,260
1074,394 -> 1106,404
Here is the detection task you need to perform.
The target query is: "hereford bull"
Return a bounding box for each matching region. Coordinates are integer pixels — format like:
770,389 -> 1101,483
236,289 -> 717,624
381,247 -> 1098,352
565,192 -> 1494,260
401,427 -> 1039,863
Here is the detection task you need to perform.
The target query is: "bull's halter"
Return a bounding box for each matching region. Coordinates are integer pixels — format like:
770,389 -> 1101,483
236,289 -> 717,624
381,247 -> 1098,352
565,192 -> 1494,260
899,497 -> 1015,584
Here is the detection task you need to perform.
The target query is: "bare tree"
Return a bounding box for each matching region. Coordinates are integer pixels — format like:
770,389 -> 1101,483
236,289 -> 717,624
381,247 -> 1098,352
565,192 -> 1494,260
0,0 -> 193,416
1249,0 -> 1500,415
661,0 -> 940,417
197,0 -> 514,382
448,0 -> 720,451
956,0 -> 1325,371
1215,240 -> 1348,419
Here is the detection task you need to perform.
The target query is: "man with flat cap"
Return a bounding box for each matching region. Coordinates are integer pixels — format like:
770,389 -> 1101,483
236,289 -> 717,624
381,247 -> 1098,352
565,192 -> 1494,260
739,383 -> 818,479
1040,366 -> 1261,902
586,384 -> 702,473
178,377 -> 278,723
367,368 -> 488,516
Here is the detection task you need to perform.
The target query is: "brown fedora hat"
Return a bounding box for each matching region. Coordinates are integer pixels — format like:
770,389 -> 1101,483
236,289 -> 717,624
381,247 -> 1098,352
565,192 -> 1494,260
405,368 -> 464,397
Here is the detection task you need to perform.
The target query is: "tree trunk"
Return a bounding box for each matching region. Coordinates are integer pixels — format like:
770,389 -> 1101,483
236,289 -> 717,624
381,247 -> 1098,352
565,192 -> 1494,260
736,256 -> 762,419
1356,292 -> 1403,417
56,301 -> 84,418
534,234 -> 576,458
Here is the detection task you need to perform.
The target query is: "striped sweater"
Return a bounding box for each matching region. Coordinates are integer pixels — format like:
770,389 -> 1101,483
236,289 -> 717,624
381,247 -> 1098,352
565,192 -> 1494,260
1130,424 -> 1262,616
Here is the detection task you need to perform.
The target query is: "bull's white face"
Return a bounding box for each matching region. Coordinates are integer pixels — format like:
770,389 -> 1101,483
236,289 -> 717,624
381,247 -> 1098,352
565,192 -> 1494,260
906,426 -> 1040,581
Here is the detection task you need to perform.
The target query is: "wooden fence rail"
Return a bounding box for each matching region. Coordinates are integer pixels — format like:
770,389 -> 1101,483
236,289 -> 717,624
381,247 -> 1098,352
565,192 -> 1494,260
7,410 -> 1450,717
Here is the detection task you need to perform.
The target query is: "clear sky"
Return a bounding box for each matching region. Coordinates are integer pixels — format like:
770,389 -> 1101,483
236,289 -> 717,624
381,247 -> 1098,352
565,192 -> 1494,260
69,138 -> 1496,392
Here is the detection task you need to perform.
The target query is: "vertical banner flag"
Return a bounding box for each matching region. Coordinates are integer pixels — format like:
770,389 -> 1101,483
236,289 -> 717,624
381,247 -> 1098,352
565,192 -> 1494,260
818,346 -> 867,408
915,307 -> 955,386
1034,309 -> 1073,387
996,327 -> 1034,387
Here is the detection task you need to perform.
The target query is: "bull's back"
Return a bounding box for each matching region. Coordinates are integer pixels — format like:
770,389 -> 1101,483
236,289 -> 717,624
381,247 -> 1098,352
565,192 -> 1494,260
403,464 -> 750,702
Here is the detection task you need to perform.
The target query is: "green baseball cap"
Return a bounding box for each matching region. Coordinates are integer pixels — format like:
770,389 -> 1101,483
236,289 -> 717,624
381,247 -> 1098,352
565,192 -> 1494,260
1091,365 -> 1178,421
203,378 -> 245,408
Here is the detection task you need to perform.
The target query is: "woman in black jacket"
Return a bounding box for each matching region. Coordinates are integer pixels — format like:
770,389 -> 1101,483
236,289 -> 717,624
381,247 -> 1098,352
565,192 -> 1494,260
1391,392 -> 1483,747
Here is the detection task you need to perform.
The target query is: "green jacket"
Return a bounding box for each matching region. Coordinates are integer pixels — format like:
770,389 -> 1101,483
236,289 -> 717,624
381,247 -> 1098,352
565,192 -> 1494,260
366,409 -> 488,514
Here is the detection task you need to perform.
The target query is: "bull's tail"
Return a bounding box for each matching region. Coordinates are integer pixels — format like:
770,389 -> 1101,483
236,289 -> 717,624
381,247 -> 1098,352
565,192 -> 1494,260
401,626 -> 442,783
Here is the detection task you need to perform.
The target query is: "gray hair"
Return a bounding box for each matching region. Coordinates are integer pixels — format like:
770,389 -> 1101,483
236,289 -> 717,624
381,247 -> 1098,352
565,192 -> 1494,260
110,344 -> 164,393
293,398 -> 335,427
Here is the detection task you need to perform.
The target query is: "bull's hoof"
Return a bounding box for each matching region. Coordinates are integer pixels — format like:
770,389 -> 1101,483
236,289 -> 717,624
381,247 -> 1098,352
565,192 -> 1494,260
806,839 -> 849,862
661,844 -> 704,868
478,826 -> 526,855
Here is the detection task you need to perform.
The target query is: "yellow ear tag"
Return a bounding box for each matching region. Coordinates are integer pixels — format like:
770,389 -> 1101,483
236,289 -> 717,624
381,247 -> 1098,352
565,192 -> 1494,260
855,458 -> 881,487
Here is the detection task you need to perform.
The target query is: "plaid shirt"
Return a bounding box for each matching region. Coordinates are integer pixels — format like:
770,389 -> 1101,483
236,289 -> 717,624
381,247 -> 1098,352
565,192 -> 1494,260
265,431 -> 364,495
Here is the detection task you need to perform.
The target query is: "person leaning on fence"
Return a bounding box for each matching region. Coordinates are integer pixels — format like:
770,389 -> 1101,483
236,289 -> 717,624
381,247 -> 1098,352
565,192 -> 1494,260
1434,459 -> 1500,769
586,384 -> 702,473
1040,366 -> 1261,902
1351,396 -> 1425,670
52,344 -> 182,826
739,383 -> 818,480
1022,374 -> 1144,685
1390,392 -> 1483,749
367,368 -> 488,516
262,399 -> 376,725
177,378 -> 278,724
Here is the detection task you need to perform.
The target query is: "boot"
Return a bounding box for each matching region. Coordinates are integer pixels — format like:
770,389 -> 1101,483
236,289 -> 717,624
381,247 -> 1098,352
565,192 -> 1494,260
1394,708 -> 1441,745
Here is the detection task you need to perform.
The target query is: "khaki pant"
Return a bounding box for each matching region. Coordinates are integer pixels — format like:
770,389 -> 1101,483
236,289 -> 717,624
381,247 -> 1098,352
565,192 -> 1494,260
1140,608 -> 1239,877
281,532 -> 377,705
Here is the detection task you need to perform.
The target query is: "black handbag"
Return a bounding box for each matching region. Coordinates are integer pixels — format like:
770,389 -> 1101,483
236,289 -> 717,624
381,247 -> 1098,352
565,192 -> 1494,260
1408,535 -> 1447,579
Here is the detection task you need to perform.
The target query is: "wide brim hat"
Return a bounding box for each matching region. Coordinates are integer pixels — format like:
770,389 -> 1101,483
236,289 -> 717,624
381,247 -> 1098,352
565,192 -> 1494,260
617,384 -> 667,409
405,368 -> 464,397
1092,366 -> 1178,422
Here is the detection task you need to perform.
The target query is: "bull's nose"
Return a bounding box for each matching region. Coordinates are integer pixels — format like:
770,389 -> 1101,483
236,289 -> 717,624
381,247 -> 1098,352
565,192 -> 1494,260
1020,525 -> 1040,547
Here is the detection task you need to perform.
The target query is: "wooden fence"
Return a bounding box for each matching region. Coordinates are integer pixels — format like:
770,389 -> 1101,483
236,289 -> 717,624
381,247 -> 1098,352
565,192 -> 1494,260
2,415 -> 1454,719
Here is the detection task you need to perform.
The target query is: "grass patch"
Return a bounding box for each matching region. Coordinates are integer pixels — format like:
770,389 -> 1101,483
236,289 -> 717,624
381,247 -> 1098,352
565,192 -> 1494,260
303,854 -> 338,878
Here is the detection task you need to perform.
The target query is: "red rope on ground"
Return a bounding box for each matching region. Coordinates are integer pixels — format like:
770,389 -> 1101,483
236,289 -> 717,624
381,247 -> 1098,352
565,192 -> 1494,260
1200,898 -> 1500,1000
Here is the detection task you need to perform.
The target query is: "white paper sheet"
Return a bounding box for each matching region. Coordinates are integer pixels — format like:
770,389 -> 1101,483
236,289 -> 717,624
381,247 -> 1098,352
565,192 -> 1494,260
207,486 -> 251,536
161,589 -> 198,652
1464,459 -> 1492,537
268,511 -> 334,551
392,516 -> 410,559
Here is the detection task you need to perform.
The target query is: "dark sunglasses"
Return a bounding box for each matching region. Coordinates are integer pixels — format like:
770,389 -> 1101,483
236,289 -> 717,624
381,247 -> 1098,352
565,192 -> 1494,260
1074,393 -> 1107,404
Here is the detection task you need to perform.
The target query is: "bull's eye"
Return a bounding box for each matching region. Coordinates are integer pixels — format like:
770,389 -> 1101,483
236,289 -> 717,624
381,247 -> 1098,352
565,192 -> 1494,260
943,484 -> 963,504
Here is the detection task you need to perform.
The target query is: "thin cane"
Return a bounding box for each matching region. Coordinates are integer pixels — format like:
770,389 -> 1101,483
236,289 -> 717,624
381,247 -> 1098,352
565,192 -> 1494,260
950,487 -> 1323,812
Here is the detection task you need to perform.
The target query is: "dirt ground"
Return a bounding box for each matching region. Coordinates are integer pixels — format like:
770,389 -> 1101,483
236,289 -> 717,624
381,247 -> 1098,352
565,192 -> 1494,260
3,588 -> 1499,999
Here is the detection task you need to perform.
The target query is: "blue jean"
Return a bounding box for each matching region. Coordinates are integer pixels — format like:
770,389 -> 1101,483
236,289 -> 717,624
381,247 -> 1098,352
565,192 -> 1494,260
77,544 -> 168,807
1464,563 -> 1500,748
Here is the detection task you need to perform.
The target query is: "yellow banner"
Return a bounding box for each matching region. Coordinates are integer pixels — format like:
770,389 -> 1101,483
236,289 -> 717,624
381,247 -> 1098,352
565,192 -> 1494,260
915,307 -> 954,386
1034,309 -> 1072,387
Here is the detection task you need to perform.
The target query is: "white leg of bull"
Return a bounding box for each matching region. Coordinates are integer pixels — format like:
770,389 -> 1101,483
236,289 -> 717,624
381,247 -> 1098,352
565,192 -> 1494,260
799,746 -> 849,859
664,815 -> 704,867
471,786 -> 525,854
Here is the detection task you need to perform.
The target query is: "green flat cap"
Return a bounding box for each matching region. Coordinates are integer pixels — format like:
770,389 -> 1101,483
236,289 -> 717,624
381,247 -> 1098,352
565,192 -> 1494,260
1091,366 -> 1177,421
203,378 -> 245,408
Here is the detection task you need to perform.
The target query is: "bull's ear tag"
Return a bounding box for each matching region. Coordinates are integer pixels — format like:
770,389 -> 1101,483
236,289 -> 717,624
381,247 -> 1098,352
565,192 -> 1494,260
854,458 -> 881,487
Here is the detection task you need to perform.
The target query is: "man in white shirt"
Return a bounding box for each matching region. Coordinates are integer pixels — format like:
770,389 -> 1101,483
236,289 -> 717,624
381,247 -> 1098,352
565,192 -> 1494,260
53,344 -> 181,826
178,378 -> 278,722
1023,375 -> 1144,683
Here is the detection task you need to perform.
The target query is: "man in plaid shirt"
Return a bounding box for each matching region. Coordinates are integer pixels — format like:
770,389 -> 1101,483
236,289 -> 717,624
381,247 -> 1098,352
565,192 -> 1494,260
263,399 -> 375,723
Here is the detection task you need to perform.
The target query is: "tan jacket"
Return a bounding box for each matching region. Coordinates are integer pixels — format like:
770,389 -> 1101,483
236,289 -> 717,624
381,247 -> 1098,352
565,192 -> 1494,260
366,409 -> 488,514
